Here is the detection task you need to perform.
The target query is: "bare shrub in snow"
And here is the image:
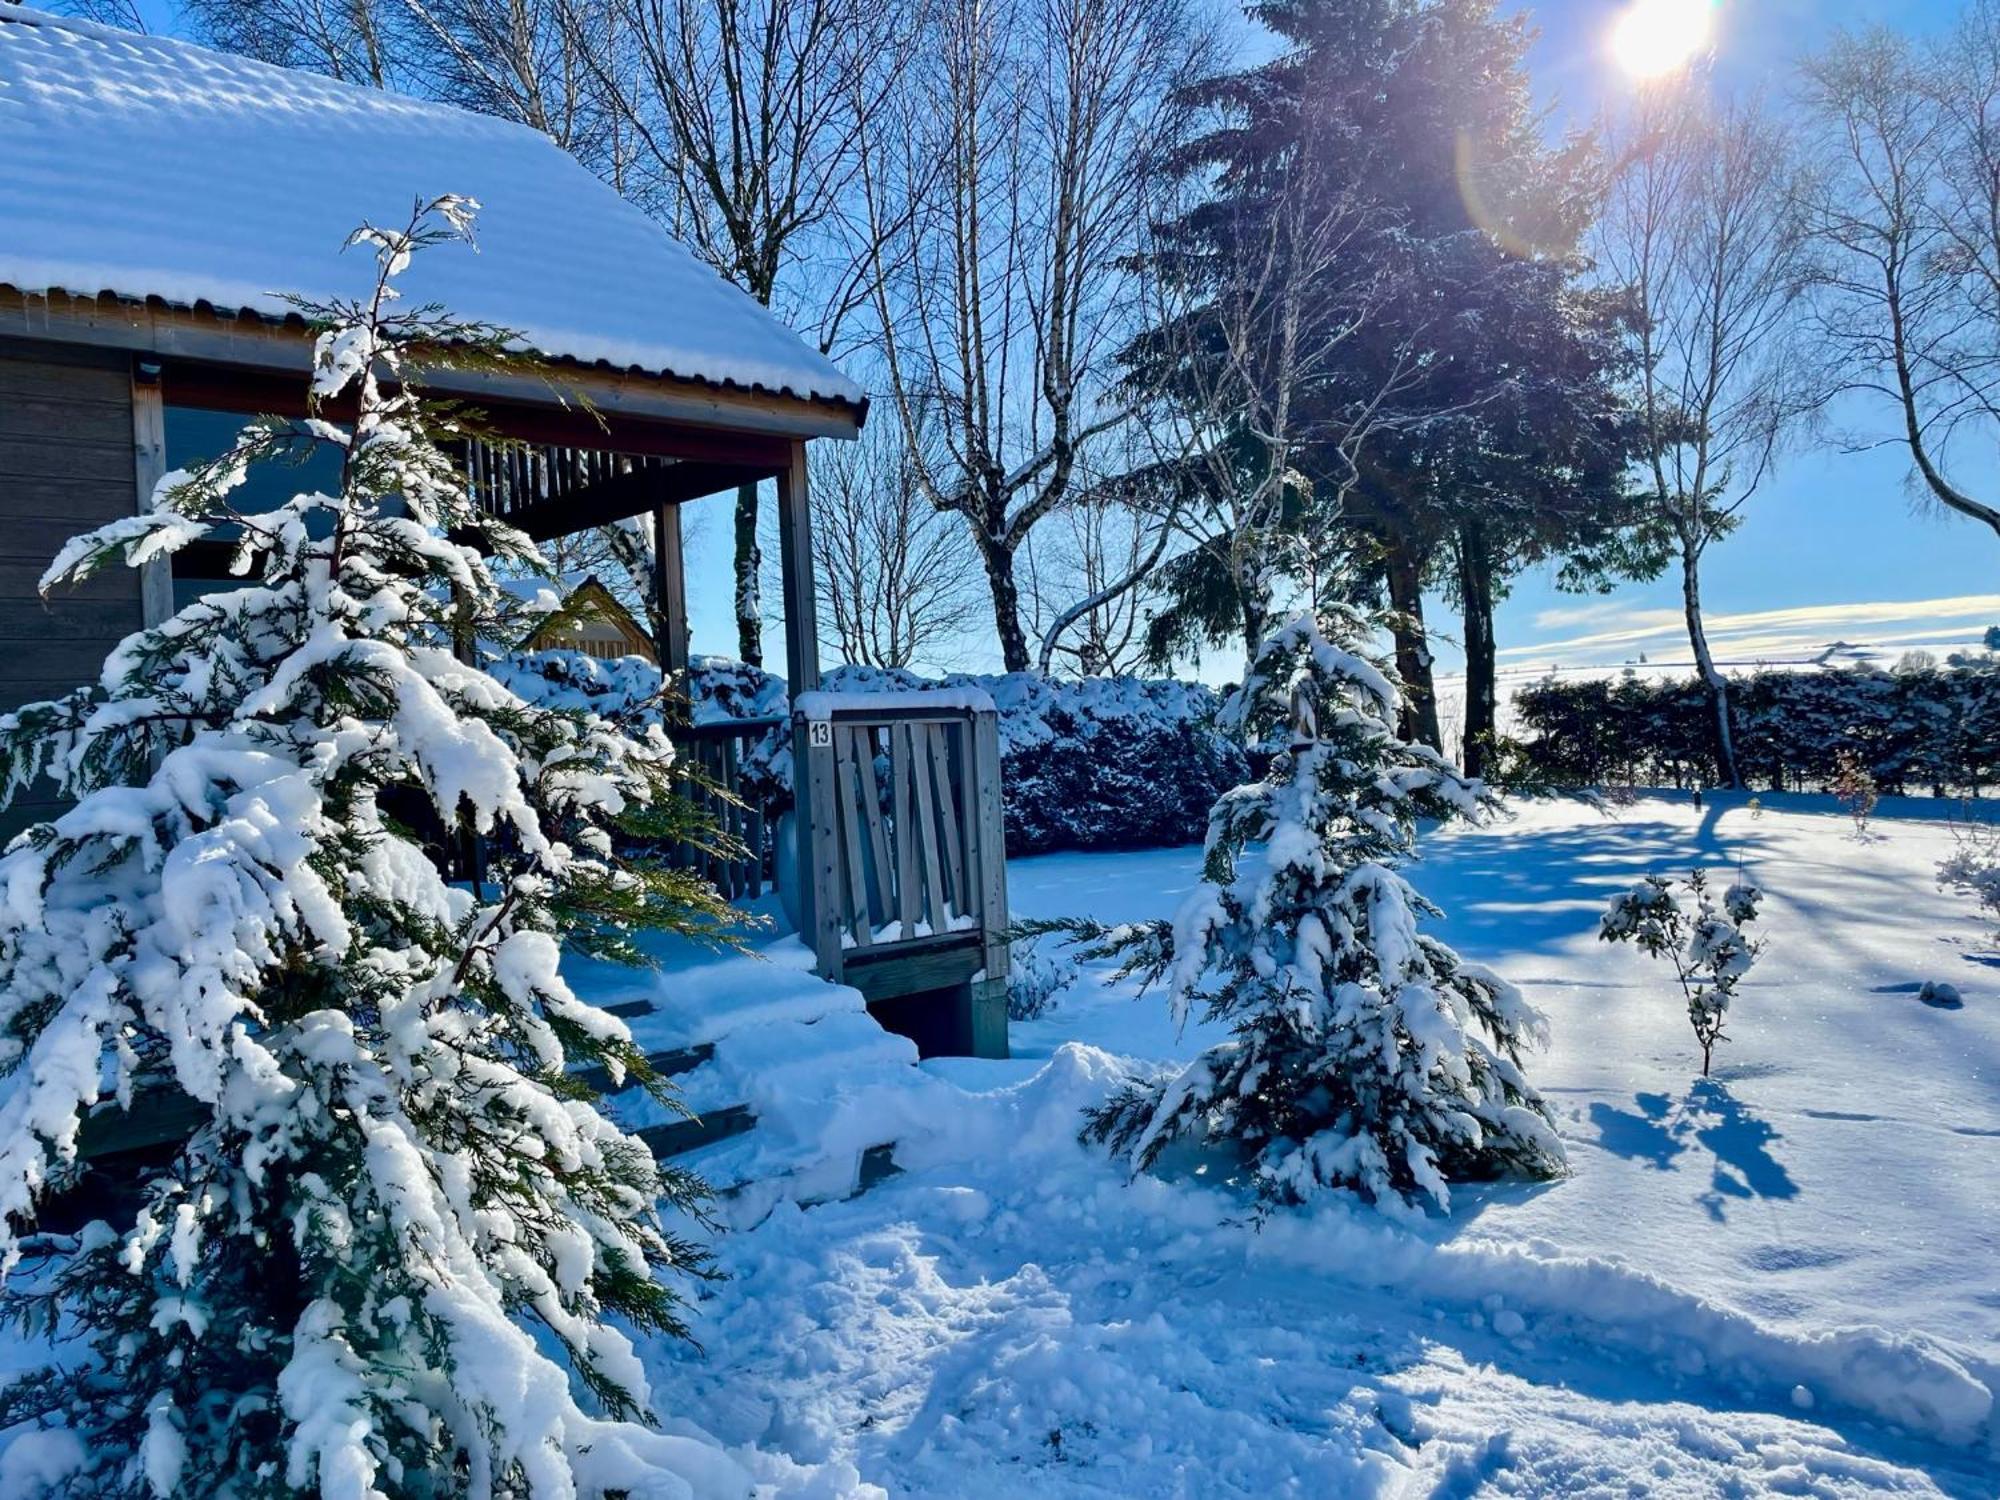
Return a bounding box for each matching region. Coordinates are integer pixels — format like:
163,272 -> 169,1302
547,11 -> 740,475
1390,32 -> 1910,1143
1832,749 -> 1878,836
1028,611 -> 1567,1218
0,203 -> 741,1497
1600,871 -> 1764,1076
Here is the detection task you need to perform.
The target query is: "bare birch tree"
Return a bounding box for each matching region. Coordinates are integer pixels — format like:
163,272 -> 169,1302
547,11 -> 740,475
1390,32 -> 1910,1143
810,425 -> 980,670
857,0 -> 1210,672
1599,84 -> 1803,788
571,0 -> 917,668
1797,8 -> 2000,550
182,0 -> 403,84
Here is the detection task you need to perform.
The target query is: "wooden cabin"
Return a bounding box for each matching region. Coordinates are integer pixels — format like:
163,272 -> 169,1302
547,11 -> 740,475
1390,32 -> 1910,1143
0,7 -> 1007,1059
523,577 -> 660,664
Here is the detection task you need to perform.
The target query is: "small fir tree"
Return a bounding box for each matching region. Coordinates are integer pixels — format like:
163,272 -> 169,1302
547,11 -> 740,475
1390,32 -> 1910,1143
1600,870 -> 1764,1076
0,201 -> 739,1497
1030,611 -> 1567,1218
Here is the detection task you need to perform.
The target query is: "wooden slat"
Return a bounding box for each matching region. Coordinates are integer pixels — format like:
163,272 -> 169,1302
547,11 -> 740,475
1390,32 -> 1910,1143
908,723 -> 947,931
891,723 -> 918,939
928,722 -> 967,917
833,729 -> 871,947
852,729 -> 890,925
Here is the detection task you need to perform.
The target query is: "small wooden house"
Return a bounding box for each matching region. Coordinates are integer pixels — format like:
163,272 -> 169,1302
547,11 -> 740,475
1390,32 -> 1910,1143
523,577 -> 659,665
0,7 -> 1007,1058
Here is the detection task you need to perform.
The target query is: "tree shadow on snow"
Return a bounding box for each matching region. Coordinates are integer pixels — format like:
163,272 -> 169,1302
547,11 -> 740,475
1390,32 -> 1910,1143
1416,815 -> 1784,959
1583,1081 -> 1796,1218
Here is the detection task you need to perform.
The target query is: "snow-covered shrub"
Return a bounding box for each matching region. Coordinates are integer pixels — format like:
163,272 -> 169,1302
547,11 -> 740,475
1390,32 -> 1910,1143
0,202 -> 738,1496
493,651 -> 795,810
1028,611 -> 1567,1218
1600,871 -> 1764,1076
810,667 -> 1245,854
550,657 -> 1248,857
1007,941 -> 1078,1021
1513,659 -> 2000,796
1939,817 -> 2000,933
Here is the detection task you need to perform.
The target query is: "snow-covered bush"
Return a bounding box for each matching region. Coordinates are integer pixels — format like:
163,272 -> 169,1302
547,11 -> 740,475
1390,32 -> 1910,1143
491,650 -> 792,808
1027,611 -> 1567,1218
507,655 -> 1248,857
1939,818 -> 2000,933
0,202 -> 738,1497
1007,941 -> 1078,1021
1513,659 -> 2000,796
1600,871 -> 1764,1076
814,668 -> 1245,854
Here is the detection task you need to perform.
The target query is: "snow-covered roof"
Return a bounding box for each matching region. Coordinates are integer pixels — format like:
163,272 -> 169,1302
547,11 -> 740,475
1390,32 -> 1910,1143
0,7 -> 864,411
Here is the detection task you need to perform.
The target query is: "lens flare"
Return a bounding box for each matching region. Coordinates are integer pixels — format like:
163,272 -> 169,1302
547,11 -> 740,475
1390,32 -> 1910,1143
1610,0 -> 1715,81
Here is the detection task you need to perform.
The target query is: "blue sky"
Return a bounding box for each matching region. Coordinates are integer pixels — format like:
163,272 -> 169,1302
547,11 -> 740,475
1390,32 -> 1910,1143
1464,0 -> 2000,690
122,0 -> 1999,677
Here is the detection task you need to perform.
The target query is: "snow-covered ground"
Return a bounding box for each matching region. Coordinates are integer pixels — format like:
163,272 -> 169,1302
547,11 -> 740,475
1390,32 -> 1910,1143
629,793 -> 2000,1497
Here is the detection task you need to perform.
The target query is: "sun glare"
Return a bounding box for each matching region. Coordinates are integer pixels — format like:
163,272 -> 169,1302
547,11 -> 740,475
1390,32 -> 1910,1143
1610,0 -> 1716,81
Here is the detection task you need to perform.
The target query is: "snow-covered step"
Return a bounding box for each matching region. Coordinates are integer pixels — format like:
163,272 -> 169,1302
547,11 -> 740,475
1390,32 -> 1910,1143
574,929 -> 949,1215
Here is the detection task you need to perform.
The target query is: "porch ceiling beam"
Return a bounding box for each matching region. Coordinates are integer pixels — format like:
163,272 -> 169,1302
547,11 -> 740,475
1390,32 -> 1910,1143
504,457 -> 781,540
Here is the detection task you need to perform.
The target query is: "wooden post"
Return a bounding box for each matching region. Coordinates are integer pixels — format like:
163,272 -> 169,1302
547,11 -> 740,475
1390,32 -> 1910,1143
968,707 -> 1011,1058
130,365 -> 173,628
776,441 -> 837,972
798,706 -> 846,981
652,502 -> 690,673
774,441 -> 819,694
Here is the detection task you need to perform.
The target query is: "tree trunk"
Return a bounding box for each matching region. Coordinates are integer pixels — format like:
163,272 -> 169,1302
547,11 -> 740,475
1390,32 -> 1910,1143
1680,539 -> 1741,788
733,480 -> 763,667
1456,519 -> 1498,780
1383,535 -> 1443,752
1239,590 -> 1269,684
979,532 -> 1032,673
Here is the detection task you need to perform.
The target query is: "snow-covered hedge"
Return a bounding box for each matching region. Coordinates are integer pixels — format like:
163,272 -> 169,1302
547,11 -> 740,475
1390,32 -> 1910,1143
1514,659 -> 2000,794
822,666 -> 1248,856
494,653 -> 1247,856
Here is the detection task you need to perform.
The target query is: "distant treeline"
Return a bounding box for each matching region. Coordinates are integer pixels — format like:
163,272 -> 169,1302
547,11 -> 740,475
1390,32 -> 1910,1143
1511,662 -> 2000,795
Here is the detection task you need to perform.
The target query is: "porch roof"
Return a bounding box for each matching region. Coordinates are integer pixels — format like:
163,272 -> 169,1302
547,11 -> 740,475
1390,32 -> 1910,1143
0,7 -> 863,416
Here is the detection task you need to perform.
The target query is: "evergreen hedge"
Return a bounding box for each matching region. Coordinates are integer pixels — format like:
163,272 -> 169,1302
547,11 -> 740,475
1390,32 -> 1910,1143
1511,659 -> 2000,795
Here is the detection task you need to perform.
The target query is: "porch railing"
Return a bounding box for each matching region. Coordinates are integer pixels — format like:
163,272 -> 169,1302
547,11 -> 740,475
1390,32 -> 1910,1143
672,716 -> 783,903
462,437 -> 667,525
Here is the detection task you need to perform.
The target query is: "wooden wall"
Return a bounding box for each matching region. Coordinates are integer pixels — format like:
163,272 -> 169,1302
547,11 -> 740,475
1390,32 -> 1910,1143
0,337 -> 142,841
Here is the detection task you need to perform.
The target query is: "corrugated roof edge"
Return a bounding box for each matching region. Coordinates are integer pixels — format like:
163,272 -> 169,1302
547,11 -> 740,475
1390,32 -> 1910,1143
0,6 -> 868,422
0,281 -> 870,425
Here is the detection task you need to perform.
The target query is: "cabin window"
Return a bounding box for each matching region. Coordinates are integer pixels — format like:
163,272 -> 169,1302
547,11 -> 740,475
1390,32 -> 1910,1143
162,405 -> 346,611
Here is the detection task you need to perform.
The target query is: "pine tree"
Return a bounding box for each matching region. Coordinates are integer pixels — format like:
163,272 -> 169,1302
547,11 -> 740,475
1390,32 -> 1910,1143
1034,610 -> 1566,1217
0,200 -> 741,1497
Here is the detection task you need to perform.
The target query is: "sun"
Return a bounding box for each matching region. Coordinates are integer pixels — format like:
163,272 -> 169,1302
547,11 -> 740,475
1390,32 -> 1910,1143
1610,0 -> 1716,81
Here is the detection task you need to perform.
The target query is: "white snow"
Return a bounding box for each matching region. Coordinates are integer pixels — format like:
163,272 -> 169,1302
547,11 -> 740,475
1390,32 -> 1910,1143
619,792 -> 1999,1495
4,784 -> 1993,1493
793,688 -> 999,720
0,8 -> 862,408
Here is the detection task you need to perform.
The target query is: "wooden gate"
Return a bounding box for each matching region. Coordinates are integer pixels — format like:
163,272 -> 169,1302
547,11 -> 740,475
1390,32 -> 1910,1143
793,695 -> 1009,1055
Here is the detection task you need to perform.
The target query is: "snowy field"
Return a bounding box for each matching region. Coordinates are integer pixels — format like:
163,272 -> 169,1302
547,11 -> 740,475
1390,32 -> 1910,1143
636,793 -> 1999,1497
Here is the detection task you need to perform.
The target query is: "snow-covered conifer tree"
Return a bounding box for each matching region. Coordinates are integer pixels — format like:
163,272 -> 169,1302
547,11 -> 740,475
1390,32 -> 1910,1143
1033,611 -> 1567,1217
0,200 -> 743,1497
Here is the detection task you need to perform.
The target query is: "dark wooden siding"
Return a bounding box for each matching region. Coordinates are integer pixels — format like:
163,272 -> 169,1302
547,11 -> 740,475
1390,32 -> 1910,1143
0,338 -> 141,841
